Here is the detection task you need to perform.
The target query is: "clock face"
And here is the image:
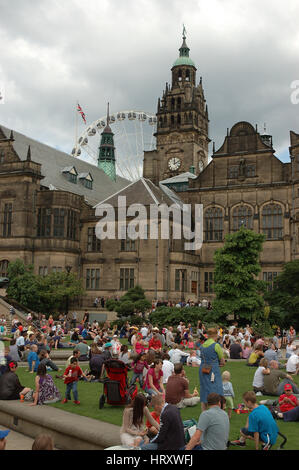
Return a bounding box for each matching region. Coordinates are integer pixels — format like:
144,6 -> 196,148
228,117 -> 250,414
168,157 -> 181,171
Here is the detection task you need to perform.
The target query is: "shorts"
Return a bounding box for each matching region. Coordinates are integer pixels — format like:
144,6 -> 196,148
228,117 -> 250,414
224,396 -> 234,409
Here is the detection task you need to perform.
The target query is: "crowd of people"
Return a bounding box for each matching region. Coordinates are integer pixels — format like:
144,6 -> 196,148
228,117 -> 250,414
0,310 -> 298,451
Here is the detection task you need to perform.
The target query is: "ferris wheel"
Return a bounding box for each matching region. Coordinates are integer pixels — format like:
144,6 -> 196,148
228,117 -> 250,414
71,110 -> 157,181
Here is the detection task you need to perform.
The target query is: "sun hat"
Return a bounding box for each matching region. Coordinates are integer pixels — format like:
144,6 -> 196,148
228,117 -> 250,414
104,342 -> 112,348
0,429 -> 10,439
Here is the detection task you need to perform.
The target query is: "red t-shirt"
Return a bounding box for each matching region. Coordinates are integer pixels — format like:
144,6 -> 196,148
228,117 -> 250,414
149,338 -> 162,350
146,411 -> 160,429
64,365 -> 83,384
279,393 -> 298,412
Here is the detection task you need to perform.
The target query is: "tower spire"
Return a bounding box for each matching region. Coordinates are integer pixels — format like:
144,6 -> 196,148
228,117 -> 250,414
98,102 -> 116,181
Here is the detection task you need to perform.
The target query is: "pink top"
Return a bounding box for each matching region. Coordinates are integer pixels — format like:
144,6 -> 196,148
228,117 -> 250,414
144,368 -> 163,391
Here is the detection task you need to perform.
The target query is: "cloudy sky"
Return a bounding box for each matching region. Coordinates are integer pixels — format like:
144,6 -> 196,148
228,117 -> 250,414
0,0 -> 299,165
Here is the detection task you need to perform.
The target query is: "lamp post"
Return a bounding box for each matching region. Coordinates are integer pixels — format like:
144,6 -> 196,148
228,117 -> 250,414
65,265 -> 72,316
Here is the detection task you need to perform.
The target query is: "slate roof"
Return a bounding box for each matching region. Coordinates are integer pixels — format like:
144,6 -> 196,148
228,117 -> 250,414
94,177 -> 185,211
0,125 -> 130,206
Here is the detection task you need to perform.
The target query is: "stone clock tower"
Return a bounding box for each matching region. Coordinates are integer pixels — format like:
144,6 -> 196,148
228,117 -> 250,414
143,30 -> 210,185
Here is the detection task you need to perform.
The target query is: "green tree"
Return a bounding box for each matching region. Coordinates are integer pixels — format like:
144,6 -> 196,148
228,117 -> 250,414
265,260 -> 299,328
6,260 -> 84,315
212,227 -> 265,324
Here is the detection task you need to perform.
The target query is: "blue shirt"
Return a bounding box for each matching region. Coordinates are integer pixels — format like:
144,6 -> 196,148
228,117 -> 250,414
248,405 -> 278,445
27,351 -> 40,372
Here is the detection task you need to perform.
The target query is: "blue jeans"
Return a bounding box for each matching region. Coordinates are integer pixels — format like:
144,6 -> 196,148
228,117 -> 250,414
65,381 -> 78,401
130,372 -> 144,388
140,442 -> 158,450
144,387 -> 161,397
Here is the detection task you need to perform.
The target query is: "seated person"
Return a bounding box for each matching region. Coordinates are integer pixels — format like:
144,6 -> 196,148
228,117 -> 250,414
252,358 -> 270,394
165,363 -> 200,408
247,344 -> 264,367
39,350 -> 59,371
146,401 -> 161,439
0,361 -> 32,400
73,340 -> 90,361
278,383 -> 298,413
231,391 -> 279,450
263,360 -> 299,396
286,350 -> 299,375
184,393 -> 230,451
140,394 -> 185,450
229,338 -> 243,359
186,350 -> 201,367
30,363 -> 61,405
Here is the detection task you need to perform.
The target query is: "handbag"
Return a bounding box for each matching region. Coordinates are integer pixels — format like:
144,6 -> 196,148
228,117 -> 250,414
201,364 -> 212,374
201,347 -> 212,374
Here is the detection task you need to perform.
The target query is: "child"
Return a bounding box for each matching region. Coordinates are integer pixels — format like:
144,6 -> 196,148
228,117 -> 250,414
28,345 -> 40,373
278,383 -> 298,413
146,398 -> 161,439
62,357 -> 87,404
130,353 -> 148,388
222,370 -> 235,419
187,350 -> 201,367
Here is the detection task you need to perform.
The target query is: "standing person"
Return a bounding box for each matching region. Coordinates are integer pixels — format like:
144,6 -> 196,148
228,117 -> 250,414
71,311 -> 77,329
130,353 -> 149,389
83,311 -> 89,328
184,393 -> 230,450
222,371 -> 235,419
199,328 -> 225,411
30,364 -> 61,406
230,391 -> 279,450
62,357 -> 86,405
28,345 -> 40,373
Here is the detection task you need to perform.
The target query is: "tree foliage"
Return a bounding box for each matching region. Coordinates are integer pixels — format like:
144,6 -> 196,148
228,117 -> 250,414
114,285 -> 151,318
265,260 -> 299,328
212,227 -> 266,324
6,260 -> 84,315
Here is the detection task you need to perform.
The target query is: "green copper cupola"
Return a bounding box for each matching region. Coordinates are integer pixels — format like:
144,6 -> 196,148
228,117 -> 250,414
98,103 -> 116,181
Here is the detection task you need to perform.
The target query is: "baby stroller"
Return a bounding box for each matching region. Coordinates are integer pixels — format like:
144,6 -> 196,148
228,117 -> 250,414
99,358 -> 138,409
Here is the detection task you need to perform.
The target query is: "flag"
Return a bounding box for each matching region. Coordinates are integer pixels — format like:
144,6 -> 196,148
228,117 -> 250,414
77,103 -> 86,124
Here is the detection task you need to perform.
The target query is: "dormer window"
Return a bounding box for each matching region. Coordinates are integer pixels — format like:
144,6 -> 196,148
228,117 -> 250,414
78,172 -> 93,190
62,166 -> 78,184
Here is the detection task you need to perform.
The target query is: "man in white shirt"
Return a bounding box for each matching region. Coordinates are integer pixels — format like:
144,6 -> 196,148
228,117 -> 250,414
169,344 -> 190,365
286,350 -> 299,375
162,353 -> 174,384
140,324 -> 148,340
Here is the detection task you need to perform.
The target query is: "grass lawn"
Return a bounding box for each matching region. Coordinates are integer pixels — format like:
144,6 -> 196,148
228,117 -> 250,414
15,361 -> 299,450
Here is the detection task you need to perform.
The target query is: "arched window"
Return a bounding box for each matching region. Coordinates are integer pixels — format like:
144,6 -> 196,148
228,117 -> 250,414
186,69 -> 190,81
177,114 -> 181,125
178,69 -> 182,81
171,98 -> 175,110
171,115 -> 175,127
177,97 -> 181,110
0,260 -> 9,277
262,204 -> 283,240
232,205 -> 253,231
204,208 -> 223,241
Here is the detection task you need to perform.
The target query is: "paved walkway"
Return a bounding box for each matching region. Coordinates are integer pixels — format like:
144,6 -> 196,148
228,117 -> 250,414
0,424 -> 34,450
